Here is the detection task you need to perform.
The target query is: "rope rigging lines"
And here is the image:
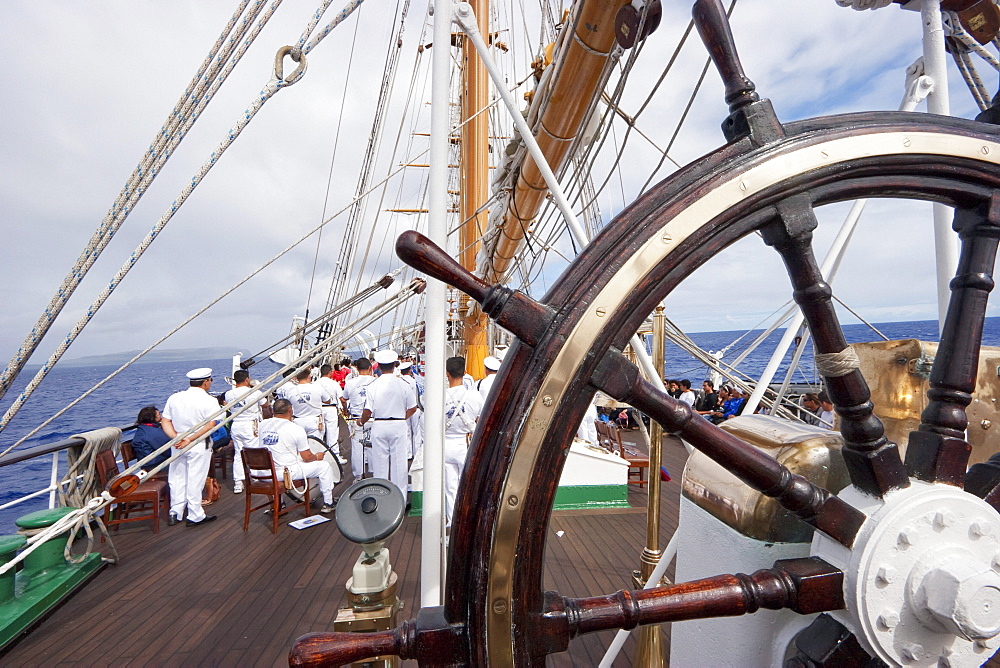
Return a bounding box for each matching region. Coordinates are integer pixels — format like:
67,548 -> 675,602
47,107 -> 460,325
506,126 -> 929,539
0,0 -> 268,403
0,0 -> 369,434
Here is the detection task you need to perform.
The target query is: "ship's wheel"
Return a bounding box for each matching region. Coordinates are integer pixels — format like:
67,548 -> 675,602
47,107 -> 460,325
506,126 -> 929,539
291,1 -> 1000,665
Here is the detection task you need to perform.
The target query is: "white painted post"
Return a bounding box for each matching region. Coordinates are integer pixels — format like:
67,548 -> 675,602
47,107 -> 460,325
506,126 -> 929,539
421,0 -> 452,608
48,451 -> 59,508
921,0 -> 959,334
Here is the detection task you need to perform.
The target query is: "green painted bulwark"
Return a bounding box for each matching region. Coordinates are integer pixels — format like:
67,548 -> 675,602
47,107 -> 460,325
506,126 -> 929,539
553,485 -> 628,510
0,552 -> 105,652
405,485 -> 628,516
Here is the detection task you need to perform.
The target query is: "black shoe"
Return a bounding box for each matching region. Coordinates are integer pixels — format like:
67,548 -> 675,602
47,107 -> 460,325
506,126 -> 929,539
186,515 -> 217,527
285,490 -> 303,504
167,514 -> 180,527
264,500 -> 286,515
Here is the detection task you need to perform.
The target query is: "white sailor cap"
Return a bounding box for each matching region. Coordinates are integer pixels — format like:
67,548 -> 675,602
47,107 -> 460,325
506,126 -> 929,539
373,350 -> 398,365
398,361 -> 413,371
186,367 -> 213,381
484,356 -> 501,371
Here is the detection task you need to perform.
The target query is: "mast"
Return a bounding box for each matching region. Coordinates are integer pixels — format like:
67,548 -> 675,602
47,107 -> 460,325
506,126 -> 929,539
481,0 -> 629,285
459,0 -> 491,373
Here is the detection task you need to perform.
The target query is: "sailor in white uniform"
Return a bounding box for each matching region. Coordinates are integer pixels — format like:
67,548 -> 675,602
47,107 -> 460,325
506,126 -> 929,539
443,356 -> 484,525
358,350 -> 416,494
224,369 -> 267,494
317,363 -> 347,463
342,357 -> 376,481
398,361 -> 423,460
257,398 -> 336,513
283,367 -> 332,441
160,367 -> 220,526
475,355 -> 501,400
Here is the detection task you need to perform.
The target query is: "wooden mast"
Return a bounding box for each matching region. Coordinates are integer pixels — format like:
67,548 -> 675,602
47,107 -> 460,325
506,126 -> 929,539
482,0 -> 630,285
459,0 -> 490,374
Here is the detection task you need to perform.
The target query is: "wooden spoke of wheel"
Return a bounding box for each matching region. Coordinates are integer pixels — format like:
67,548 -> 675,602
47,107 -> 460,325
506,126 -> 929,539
905,194 -> 1000,485
785,613 -> 883,668
759,194 -> 909,497
289,558 -> 844,666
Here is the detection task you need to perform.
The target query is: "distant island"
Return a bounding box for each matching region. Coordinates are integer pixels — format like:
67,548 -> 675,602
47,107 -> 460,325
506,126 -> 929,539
52,347 -> 246,368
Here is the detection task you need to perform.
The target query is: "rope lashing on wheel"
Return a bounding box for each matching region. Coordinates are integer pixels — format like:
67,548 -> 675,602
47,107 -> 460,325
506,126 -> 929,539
0,0 -> 368,436
835,0 -> 892,9
814,346 -> 861,378
0,0 -> 272,406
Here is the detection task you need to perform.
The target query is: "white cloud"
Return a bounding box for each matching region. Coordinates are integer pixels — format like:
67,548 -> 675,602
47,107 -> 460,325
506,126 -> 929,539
0,0 -> 993,380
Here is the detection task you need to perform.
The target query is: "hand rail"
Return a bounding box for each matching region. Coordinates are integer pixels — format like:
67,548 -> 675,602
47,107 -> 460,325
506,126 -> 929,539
0,423 -> 137,469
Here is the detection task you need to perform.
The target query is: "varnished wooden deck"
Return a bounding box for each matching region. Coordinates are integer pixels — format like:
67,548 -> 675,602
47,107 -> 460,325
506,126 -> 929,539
3,434 -> 687,667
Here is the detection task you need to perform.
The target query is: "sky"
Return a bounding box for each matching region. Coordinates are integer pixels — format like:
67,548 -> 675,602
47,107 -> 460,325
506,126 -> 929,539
1,0 -> 996,380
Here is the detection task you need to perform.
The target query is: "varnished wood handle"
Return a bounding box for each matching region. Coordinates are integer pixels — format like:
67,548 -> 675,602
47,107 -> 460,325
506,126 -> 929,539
396,231 -> 489,302
564,557 -> 844,637
692,0 -> 758,111
289,630 -> 400,667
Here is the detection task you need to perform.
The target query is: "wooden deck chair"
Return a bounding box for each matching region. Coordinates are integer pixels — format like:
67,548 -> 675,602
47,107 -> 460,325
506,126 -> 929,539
94,448 -> 169,533
240,447 -> 311,534
608,424 -> 650,487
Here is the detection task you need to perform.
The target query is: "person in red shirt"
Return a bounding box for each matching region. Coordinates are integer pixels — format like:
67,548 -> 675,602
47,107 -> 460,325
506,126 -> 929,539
331,358 -> 351,389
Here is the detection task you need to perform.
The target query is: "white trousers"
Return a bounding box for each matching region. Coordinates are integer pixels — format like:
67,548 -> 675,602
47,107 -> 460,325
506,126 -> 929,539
407,409 -> 424,459
287,459 -> 335,505
371,420 -> 409,493
323,407 -> 343,454
350,420 -> 370,479
168,441 -> 212,522
230,421 -> 258,483
443,434 -> 470,525
294,415 -> 323,440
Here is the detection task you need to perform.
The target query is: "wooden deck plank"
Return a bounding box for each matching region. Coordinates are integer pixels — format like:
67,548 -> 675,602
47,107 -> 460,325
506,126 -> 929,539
4,436 -> 686,667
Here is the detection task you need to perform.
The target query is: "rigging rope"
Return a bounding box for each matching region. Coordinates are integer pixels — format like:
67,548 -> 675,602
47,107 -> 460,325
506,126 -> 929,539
0,0 -> 369,434
330,0 -> 411,321
0,0 -> 267,405
0,141 -> 432,459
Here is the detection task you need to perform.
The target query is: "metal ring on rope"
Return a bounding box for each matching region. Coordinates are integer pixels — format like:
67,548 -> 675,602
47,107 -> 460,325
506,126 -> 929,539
275,45 -> 308,85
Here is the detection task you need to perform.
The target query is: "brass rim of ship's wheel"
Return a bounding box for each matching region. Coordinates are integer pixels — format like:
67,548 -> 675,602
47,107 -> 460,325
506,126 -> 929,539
447,114 -> 1000,666
290,1 -> 1000,663
290,112 -> 1000,667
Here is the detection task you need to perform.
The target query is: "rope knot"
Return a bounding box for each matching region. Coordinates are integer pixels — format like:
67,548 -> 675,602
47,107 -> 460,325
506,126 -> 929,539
815,346 -> 861,378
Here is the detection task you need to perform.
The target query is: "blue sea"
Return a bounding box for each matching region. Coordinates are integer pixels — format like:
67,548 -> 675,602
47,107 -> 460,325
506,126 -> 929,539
2,317 -> 999,533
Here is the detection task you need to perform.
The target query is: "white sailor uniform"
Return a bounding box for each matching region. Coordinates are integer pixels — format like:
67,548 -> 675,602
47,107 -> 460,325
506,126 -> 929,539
343,374 -> 375,479
399,374 -> 423,460
284,381 -> 331,440
443,385 -> 484,524
224,385 -> 266,484
362,374 -> 416,493
476,373 -> 497,400
162,386 -> 219,523
317,375 -> 345,454
258,417 -> 335,505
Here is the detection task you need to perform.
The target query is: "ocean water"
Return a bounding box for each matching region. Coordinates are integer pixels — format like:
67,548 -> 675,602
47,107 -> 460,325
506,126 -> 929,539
2,317 -> 999,534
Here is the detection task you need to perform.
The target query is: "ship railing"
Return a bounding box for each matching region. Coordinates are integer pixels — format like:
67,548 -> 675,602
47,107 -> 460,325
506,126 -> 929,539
0,424 -> 137,514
